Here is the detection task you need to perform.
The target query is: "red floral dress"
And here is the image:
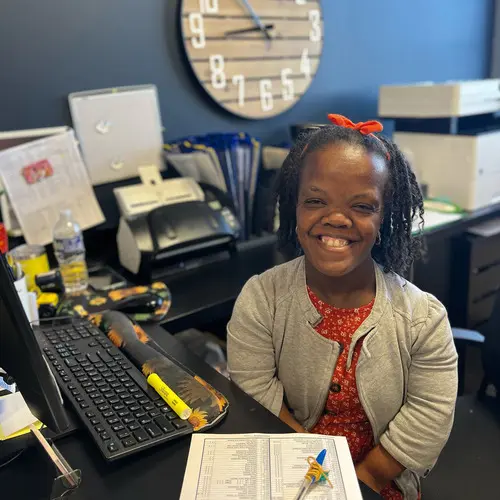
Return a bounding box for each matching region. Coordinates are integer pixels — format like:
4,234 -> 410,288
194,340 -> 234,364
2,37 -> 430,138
308,287 -> 403,500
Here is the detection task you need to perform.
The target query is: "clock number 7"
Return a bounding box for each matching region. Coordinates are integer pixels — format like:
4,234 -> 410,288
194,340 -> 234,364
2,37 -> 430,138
232,75 -> 245,108
199,0 -> 218,14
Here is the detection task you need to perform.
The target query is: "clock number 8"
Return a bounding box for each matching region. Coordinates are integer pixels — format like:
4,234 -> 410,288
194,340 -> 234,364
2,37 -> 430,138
209,55 -> 227,89
199,0 -> 218,14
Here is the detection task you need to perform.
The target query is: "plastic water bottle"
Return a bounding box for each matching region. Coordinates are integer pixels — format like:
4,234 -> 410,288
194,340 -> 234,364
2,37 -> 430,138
53,209 -> 88,294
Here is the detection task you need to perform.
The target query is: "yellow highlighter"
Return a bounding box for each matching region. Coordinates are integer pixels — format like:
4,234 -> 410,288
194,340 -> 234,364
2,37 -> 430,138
147,373 -> 192,420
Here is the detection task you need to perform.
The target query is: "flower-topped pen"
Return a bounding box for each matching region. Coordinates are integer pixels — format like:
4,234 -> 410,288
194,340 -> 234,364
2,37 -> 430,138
294,448 -> 333,500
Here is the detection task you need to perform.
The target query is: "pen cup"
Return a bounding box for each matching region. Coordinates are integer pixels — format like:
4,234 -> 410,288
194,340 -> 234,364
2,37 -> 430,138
8,244 -> 50,292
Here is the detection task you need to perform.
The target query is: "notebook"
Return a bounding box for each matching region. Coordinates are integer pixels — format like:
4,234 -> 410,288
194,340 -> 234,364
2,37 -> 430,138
180,433 -> 362,500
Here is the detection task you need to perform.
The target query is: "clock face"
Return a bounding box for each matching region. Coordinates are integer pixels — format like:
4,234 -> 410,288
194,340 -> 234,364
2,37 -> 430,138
180,0 -> 323,119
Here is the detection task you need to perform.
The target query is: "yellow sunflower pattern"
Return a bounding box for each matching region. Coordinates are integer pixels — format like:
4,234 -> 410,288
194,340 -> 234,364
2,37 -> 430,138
188,408 -> 208,431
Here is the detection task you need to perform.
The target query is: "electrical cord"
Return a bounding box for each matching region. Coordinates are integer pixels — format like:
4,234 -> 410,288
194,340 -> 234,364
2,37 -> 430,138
0,448 -> 25,470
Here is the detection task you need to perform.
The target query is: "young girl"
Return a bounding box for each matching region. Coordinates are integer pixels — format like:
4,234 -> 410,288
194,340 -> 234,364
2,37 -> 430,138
227,115 -> 458,499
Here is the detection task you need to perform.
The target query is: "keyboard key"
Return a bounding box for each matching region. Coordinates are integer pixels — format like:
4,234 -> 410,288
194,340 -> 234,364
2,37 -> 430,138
109,397 -> 120,405
107,417 -> 120,425
133,429 -> 149,443
95,381 -> 106,388
155,401 -> 166,408
76,375 -> 89,383
107,362 -> 118,369
95,362 -> 105,370
81,332 -> 90,338
60,351 -> 70,358
91,375 -> 103,382
117,374 -> 127,382
90,393 -> 101,400
68,384 -> 78,390
123,416 -> 135,424
124,381 -> 134,388
144,422 -> 162,438
104,392 -> 116,400
129,387 -> 139,394
79,402 -> 89,409
118,409 -> 130,417
122,437 -> 136,448
149,409 -> 161,418
128,422 -> 140,431
155,416 -> 174,434
129,405 -> 140,412
71,389 -> 80,396
115,387 -> 126,395
101,386 -> 112,393
88,341 -> 98,347
62,376 -> 71,382
139,417 -> 152,425
111,366 -> 121,373
133,393 -> 143,400
113,403 -> 125,411
82,381 -> 92,388
70,365 -> 82,372
119,393 -> 130,400
97,350 -> 113,363
111,424 -> 124,432
107,442 -> 119,453
122,364 -> 132,370
117,430 -> 130,439
166,412 -> 177,421
100,431 -> 111,441
173,419 -> 189,430
84,366 -> 94,372
81,361 -> 91,368
64,358 -> 77,368
124,398 -> 135,406
134,411 -> 146,419
144,403 -> 155,412
103,410 -> 114,418
85,411 -> 95,418
95,425 -> 105,433
107,376 -> 117,383
90,418 -> 99,425
85,387 -> 97,394
110,382 -> 120,389
87,370 -> 98,377
75,396 -> 84,403
98,404 -> 110,412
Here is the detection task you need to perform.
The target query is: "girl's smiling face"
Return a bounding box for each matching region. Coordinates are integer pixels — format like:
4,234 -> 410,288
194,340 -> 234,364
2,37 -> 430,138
296,142 -> 388,278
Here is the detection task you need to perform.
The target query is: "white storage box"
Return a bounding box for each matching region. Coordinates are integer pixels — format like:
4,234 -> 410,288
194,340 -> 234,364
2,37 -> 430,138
379,80 -> 500,118
394,130 -> 500,211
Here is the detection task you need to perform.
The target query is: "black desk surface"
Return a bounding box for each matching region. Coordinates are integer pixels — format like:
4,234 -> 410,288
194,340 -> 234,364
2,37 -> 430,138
1,325 -> 377,500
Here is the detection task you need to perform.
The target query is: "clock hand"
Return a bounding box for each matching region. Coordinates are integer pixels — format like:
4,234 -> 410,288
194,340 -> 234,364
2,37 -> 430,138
237,0 -> 272,40
225,23 -> 274,37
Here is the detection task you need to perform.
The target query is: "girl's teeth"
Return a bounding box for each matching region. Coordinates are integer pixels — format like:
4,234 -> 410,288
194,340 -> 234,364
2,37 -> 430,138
321,237 -> 349,248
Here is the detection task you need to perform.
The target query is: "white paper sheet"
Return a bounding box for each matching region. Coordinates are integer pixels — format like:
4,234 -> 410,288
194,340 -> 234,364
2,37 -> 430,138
180,433 -> 362,500
0,391 -> 37,439
0,129 -> 104,245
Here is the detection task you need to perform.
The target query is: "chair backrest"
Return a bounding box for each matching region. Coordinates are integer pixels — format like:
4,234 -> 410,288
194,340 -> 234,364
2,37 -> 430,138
480,287 -> 500,389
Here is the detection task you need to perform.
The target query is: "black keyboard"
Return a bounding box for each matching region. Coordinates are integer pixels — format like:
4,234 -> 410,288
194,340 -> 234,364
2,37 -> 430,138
34,318 -> 193,461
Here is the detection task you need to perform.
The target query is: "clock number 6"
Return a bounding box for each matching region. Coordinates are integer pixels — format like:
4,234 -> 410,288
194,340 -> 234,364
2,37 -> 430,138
209,55 -> 226,89
199,0 -> 218,14
260,79 -> 274,112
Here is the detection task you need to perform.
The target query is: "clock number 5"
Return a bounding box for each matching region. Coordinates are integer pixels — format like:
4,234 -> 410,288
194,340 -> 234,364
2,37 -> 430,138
281,69 -> 295,101
209,55 -> 226,89
309,9 -> 321,42
199,0 -> 218,14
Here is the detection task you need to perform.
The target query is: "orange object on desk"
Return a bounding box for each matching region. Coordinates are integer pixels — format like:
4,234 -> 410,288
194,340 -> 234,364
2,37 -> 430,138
0,223 -> 7,254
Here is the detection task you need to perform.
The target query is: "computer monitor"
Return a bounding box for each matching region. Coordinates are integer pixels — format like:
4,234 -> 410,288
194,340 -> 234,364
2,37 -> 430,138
0,253 -> 69,433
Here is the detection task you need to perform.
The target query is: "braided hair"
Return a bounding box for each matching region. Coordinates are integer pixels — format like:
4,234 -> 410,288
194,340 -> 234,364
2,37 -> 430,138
276,125 -> 424,275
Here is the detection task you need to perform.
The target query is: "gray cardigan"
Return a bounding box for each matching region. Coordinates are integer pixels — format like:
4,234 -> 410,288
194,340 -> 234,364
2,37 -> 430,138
227,257 -> 458,499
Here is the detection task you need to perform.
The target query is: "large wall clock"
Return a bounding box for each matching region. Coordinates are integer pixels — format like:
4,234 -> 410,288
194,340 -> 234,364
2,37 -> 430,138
180,0 -> 323,119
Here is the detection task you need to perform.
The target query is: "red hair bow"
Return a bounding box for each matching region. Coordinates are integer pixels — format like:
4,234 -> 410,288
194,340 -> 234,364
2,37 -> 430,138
327,114 -> 384,135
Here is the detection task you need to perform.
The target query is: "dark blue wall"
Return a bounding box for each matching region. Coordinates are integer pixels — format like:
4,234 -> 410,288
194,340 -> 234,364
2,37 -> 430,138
0,0 -> 494,144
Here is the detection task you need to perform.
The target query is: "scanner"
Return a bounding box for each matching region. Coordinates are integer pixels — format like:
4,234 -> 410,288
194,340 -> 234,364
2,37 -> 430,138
115,173 -> 240,279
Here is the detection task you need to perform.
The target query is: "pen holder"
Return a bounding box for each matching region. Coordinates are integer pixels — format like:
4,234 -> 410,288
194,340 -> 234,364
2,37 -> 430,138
13,273 -> 39,323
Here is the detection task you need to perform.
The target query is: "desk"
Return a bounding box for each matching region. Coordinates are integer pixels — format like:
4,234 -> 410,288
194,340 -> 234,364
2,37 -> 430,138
153,204 -> 500,333
0,325 -> 378,500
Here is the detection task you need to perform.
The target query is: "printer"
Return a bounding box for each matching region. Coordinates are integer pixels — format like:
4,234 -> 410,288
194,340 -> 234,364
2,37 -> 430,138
115,175 -> 240,279
379,79 -> 500,210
